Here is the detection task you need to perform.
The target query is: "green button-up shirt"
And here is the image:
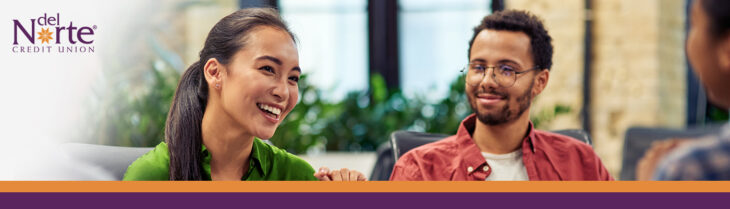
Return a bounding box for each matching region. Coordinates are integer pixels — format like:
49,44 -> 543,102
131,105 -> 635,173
123,138 -> 317,181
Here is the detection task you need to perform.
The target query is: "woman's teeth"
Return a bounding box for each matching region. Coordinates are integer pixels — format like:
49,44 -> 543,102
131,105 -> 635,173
258,103 -> 281,116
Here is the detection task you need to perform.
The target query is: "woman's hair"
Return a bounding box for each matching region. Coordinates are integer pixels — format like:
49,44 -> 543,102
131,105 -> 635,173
701,0 -> 730,39
166,8 -> 295,180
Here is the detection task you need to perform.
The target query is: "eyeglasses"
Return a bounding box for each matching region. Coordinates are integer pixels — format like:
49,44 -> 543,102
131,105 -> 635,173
460,63 -> 540,88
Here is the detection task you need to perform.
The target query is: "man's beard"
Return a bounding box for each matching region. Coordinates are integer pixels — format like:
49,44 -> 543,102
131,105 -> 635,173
468,81 -> 534,125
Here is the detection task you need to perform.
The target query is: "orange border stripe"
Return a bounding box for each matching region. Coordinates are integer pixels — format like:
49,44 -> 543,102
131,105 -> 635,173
0,181 -> 728,193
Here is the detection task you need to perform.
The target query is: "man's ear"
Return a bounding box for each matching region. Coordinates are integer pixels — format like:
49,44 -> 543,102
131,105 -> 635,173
532,69 -> 549,97
203,58 -> 223,89
718,35 -> 730,75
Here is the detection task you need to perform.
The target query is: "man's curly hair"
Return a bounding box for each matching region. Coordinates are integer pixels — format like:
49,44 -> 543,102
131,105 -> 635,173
468,10 -> 554,71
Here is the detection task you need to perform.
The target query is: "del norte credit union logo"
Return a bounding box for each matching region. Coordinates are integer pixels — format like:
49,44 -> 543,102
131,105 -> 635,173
12,13 -> 96,54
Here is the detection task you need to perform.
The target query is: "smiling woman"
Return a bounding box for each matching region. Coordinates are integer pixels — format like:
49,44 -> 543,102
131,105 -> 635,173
122,8 -> 365,181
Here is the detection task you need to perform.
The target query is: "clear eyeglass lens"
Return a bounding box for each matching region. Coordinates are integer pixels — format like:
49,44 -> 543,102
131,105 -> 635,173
465,64 -> 518,87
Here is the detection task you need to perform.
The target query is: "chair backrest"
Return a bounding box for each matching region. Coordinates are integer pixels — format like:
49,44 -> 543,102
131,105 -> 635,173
389,129 -> 592,163
553,129 -> 592,146
390,131 -> 449,162
369,142 -> 395,181
620,125 -> 724,180
61,143 -> 153,180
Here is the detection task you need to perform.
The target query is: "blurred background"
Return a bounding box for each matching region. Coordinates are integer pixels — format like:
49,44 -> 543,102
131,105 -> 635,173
2,0 -> 727,180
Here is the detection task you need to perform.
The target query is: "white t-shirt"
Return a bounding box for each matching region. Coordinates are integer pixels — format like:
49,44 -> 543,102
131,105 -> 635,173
482,150 -> 529,181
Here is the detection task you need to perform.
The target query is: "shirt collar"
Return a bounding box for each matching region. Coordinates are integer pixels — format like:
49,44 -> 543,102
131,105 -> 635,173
251,138 -> 270,176
724,109 -> 730,140
456,114 -> 537,152
201,138 -> 269,179
721,122 -> 730,141
454,114 -> 537,173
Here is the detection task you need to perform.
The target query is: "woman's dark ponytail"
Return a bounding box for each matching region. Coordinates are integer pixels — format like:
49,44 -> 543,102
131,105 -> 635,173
165,8 -> 295,180
167,61 -> 207,180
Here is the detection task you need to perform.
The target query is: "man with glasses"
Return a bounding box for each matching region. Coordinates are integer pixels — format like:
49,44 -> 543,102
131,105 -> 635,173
390,10 -> 612,181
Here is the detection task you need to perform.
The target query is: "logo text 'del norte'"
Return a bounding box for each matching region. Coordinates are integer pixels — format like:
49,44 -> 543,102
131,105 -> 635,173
12,13 -> 96,54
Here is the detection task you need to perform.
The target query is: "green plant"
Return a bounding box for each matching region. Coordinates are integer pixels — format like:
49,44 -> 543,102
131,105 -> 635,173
269,74 -> 467,154
90,63 -> 573,153
270,73 -> 573,154
531,103 -> 572,129
89,60 -> 179,147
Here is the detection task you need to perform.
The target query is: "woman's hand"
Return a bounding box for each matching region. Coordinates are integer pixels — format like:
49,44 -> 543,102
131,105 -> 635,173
636,139 -> 688,180
314,166 -> 367,181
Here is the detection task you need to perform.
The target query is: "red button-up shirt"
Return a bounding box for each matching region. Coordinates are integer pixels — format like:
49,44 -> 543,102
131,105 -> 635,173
390,114 -> 613,181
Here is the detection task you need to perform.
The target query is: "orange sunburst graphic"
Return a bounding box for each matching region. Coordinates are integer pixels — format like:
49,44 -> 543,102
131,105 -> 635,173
37,28 -> 54,44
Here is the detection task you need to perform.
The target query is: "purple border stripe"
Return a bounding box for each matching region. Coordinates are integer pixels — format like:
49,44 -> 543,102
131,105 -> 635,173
0,193 -> 726,209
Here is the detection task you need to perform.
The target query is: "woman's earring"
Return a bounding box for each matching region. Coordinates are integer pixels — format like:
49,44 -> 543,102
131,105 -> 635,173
215,83 -> 220,89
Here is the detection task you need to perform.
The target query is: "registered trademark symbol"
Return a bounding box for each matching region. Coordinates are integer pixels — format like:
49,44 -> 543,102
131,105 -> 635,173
93,25 -> 97,30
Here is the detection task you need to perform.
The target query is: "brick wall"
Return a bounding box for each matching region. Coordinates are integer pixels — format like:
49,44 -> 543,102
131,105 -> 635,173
508,0 -> 687,178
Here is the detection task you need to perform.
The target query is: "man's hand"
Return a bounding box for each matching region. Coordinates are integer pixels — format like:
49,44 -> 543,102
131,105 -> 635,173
314,166 -> 367,181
